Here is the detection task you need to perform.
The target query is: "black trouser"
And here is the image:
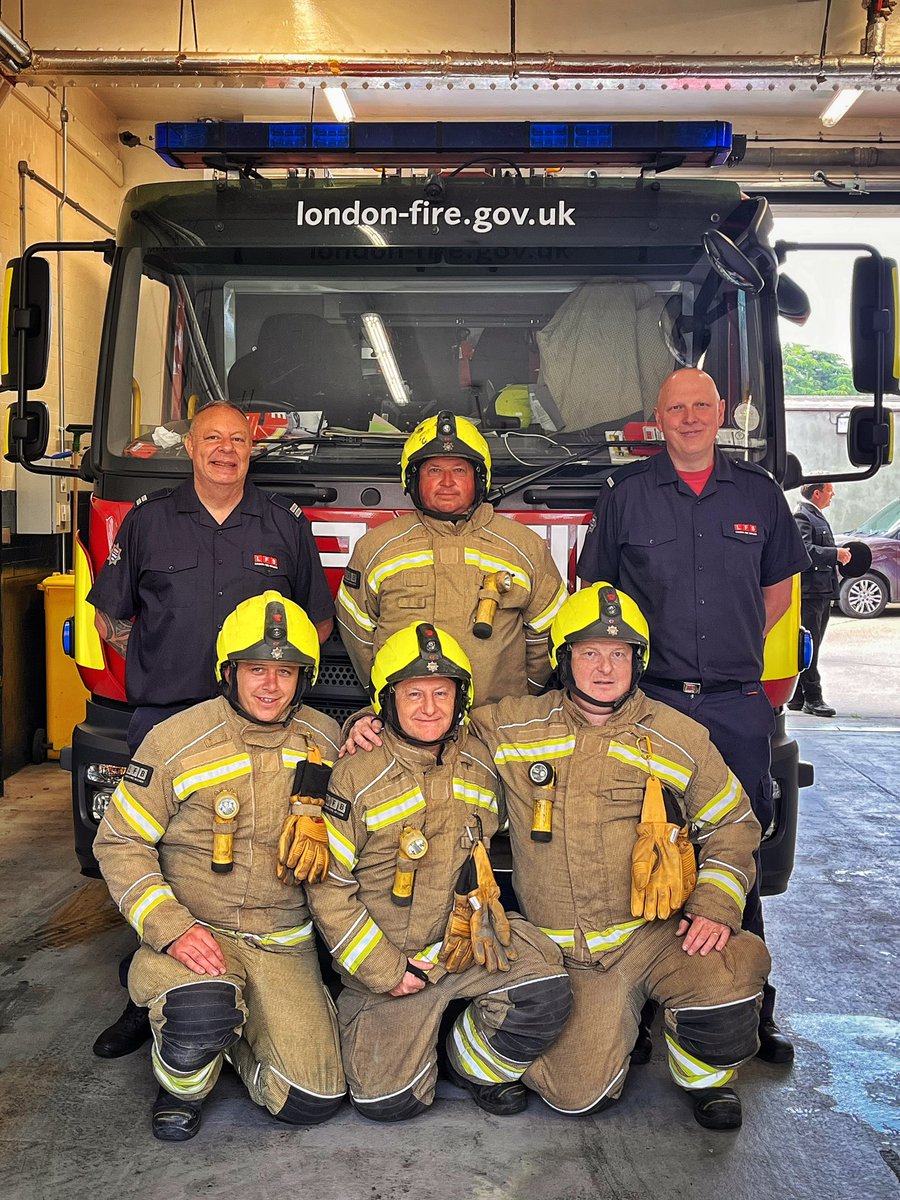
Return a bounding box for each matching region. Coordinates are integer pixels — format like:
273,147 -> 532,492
641,683 -> 778,1023
792,596 -> 832,705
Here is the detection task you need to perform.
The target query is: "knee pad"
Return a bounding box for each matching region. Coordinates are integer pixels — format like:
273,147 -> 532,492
160,981 -> 242,1071
673,994 -> 760,1067
351,1087 -> 428,1123
491,974 -> 573,1061
276,1085 -> 344,1126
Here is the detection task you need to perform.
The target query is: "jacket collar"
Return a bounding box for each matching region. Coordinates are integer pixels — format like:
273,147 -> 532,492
418,501 -> 495,538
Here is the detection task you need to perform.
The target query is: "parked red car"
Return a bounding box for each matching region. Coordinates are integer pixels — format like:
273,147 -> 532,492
836,497 -> 900,618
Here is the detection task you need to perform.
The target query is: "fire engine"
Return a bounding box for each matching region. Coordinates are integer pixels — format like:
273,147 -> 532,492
3,119 -> 895,881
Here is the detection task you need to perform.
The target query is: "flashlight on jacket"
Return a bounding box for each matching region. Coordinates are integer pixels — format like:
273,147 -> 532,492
212,790 -> 240,873
529,761 -> 555,842
391,827 -> 428,906
474,570 -> 512,640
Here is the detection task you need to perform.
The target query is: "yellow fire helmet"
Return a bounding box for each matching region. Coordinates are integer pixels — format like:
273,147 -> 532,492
215,591 -> 320,724
399,411 -> 492,519
370,622 -> 474,746
549,583 -> 651,711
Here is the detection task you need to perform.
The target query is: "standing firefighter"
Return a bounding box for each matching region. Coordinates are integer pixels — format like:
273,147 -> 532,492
93,592 -> 346,1141
336,412 -> 567,703
467,584 -> 771,1130
306,624 -> 572,1120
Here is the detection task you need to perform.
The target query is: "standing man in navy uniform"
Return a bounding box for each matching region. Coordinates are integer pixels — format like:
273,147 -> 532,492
789,483 -> 851,717
577,368 -> 809,1064
88,400 -> 335,1057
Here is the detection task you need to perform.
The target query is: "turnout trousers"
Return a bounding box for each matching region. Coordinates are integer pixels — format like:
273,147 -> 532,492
523,919 -> 770,1114
641,683 -> 779,1021
338,918 -> 571,1119
130,933 -> 346,1121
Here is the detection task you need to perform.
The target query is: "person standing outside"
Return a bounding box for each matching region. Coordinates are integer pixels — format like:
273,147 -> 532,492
87,401 -> 335,1058
789,483 -> 851,717
576,367 -> 809,1064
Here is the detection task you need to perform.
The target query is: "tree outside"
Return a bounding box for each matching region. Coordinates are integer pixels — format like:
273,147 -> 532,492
783,343 -> 858,396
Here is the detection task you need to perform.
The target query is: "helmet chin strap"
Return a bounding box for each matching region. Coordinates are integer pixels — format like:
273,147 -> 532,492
220,663 -> 307,727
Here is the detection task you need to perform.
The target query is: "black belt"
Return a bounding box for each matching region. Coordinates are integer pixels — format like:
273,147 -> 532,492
642,675 -> 747,695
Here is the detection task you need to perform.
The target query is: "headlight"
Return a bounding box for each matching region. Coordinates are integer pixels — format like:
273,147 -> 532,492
90,788 -> 115,821
86,763 -> 127,786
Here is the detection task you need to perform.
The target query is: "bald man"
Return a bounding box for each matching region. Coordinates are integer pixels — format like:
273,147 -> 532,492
577,368 -> 809,1065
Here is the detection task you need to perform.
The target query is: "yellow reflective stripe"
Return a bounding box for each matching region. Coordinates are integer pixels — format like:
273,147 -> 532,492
281,748 -> 334,769
539,923 -> 644,953
337,581 -> 377,631
665,1033 -> 735,1090
256,922 -> 315,946
324,817 -> 357,871
694,772 -> 741,827
452,778 -> 498,814
539,928 -> 577,949
584,920 -> 646,953
416,941 -> 443,965
451,1006 -> 520,1084
128,884 -> 176,936
493,736 -> 575,765
112,782 -> 165,844
74,536 -> 105,670
172,754 -> 252,801
364,787 -> 426,831
152,1043 -> 219,1096
367,551 -> 434,595
338,917 -> 383,974
697,867 -> 745,909
528,582 -> 568,633
607,741 -> 692,791
463,548 -> 529,591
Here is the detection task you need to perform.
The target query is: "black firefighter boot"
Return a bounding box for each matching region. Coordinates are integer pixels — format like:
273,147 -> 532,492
151,1087 -> 204,1142
92,998 -> 152,1058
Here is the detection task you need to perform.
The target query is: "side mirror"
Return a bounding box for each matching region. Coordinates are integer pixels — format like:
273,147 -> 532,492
851,255 -> 899,395
702,230 -> 764,295
776,273 -> 811,326
4,400 -> 50,463
1,256 -> 52,392
846,405 -> 894,468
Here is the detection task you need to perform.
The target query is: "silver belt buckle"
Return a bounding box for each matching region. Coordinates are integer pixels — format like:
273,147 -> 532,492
683,682 -> 701,695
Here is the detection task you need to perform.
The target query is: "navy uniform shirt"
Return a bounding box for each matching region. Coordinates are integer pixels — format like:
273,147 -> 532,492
576,448 -> 810,685
88,479 -> 334,707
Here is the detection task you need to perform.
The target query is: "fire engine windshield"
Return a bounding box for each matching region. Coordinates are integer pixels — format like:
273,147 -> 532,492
104,243 -> 770,484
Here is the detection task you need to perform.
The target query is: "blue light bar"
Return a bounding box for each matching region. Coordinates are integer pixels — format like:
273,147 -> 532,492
154,119 -> 733,169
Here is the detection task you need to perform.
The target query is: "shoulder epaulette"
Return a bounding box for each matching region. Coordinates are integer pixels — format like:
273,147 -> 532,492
269,492 -> 309,522
602,458 -> 653,490
732,458 -> 777,485
133,487 -> 174,507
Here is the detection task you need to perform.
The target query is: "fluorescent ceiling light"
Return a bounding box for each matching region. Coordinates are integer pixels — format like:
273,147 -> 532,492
361,312 -> 410,407
820,87 -> 863,128
323,87 -> 355,123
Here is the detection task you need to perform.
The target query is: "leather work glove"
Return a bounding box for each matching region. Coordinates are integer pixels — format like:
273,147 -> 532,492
440,856 -> 477,973
276,747 -> 331,885
469,841 -> 517,973
630,775 -> 692,922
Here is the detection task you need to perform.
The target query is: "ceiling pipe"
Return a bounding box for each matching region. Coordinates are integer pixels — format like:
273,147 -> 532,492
12,51 -> 900,85
0,18 -> 32,74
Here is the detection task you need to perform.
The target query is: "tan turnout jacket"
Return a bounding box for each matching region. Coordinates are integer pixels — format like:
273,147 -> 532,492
470,688 -> 761,966
306,725 -> 502,994
336,503 -> 567,702
93,697 -> 341,952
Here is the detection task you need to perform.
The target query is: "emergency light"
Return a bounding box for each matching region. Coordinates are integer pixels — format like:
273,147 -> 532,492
154,120 -> 733,170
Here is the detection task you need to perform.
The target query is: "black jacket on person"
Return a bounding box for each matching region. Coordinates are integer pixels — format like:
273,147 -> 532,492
793,500 -> 839,599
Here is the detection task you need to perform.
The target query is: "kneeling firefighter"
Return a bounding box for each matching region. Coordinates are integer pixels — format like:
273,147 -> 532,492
94,591 -> 346,1141
305,623 -> 572,1121
467,583 -> 772,1131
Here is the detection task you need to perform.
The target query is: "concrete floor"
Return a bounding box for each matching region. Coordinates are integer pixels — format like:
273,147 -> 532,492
1,617 -> 898,1200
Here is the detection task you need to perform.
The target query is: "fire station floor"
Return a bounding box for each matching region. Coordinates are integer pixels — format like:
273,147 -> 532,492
1,719 -> 898,1200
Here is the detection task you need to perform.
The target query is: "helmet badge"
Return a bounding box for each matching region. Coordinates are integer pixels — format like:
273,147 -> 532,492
606,623 -> 619,636
441,438 -> 455,452
271,645 -> 284,660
